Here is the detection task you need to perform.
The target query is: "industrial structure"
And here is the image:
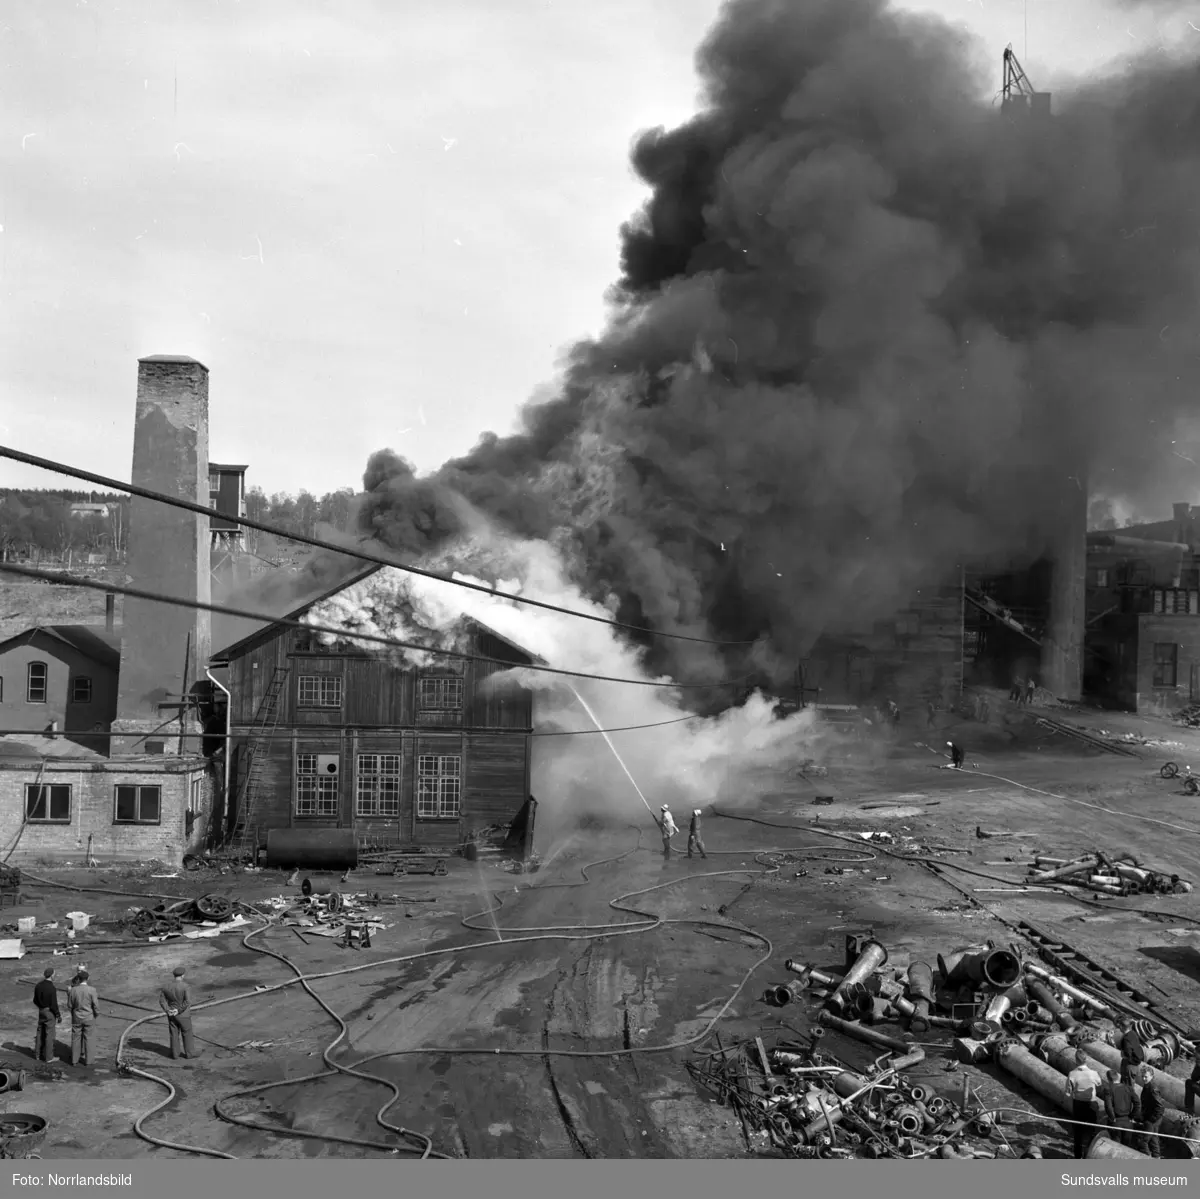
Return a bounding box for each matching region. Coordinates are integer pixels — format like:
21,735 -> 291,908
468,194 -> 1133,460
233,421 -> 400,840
210,570 -> 537,857
0,356 -> 221,865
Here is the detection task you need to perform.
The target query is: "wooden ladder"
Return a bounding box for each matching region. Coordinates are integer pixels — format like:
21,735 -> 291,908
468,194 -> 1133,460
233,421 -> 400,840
228,667 -> 290,857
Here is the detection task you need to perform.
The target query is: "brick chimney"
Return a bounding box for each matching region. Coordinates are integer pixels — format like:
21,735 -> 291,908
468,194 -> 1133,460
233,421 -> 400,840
111,356 -> 211,753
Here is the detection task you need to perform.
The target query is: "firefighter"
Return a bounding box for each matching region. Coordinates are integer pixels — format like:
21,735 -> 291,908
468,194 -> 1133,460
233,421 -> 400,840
1010,675 -> 1024,702
687,809 -> 708,859
1024,676 -> 1037,705
947,740 -> 964,769
658,804 -> 678,859
160,966 -> 198,1060
32,967 -> 61,1063
926,700 -> 937,729
67,968 -> 100,1067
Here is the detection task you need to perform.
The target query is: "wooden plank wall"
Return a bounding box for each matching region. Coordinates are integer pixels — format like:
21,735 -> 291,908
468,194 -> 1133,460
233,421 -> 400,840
466,631 -> 533,730
465,732 -> 530,828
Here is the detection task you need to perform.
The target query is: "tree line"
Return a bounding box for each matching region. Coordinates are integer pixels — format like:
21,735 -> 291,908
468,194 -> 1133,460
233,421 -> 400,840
0,486 -> 357,561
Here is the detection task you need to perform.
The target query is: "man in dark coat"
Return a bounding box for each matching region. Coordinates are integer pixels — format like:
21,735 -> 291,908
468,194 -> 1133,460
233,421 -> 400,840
159,966 -> 199,1060
1101,1068 -> 1139,1148
32,967 -> 60,1062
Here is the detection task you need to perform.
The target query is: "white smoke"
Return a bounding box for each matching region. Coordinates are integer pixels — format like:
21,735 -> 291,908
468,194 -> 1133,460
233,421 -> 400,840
307,530 -> 827,837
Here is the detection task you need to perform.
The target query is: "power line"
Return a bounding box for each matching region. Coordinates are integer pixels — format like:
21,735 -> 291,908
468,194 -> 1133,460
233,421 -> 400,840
0,715 -> 704,742
0,562 -> 752,691
0,445 -> 758,649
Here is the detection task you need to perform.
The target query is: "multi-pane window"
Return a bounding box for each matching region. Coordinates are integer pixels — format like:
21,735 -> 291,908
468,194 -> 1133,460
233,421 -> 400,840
26,662 -> 47,703
1095,569 -> 1109,588
418,677 -> 464,710
295,753 -> 339,817
297,675 -> 343,708
356,754 -> 401,817
190,778 -> 202,813
1153,643 -> 1179,688
417,754 -> 461,819
71,676 -> 93,703
114,785 -> 162,824
26,783 -> 71,822
1153,589 -> 1200,615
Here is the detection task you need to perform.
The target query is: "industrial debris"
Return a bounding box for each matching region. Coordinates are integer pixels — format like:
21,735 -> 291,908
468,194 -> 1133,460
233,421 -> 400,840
1025,853 -> 1192,896
745,933 -> 1200,1159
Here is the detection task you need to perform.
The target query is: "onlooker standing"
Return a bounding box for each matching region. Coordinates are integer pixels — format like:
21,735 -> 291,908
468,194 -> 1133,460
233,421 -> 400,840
1066,1048 -> 1104,1158
1116,1016 -> 1146,1085
1185,1054 -> 1200,1116
32,967 -> 61,1063
1101,1067 -> 1139,1148
67,968 -> 100,1067
926,700 -> 937,729
1024,676 -> 1037,705
159,966 -> 198,1060
1138,1066 -> 1167,1159
1009,676 -> 1024,702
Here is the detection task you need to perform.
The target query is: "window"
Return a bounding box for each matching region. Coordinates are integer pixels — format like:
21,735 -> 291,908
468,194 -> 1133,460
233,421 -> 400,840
114,785 -> 162,824
0,676 -> 4,701
26,783 -> 71,822
419,677 -> 464,710
190,778 -> 202,813
357,754 -> 401,817
26,662 -> 47,703
1095,569 -> 1109,588
1153,642 -> 1179,688
417,754 -> 461,819
70,676 -> 92,704
295,753 -> 339,817
297,675 -> 343,708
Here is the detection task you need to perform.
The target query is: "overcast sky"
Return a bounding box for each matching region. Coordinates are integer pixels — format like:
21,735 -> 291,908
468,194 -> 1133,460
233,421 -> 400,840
1,0 -> 1194,497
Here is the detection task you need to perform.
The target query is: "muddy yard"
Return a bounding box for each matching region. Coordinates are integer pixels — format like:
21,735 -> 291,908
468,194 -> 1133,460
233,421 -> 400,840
4,695 -> 1200,1160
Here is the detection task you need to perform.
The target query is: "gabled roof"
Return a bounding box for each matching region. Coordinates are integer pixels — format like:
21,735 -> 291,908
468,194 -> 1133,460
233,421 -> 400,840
0,624 -> 121,669
210,562 -> 541,666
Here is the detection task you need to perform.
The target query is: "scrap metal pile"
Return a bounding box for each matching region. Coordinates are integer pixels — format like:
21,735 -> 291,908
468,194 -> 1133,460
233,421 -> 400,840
126,892 -> 249,940
1025,852 -> 1192,897
746,934 -> 1200,1160
259,876 -> 443,946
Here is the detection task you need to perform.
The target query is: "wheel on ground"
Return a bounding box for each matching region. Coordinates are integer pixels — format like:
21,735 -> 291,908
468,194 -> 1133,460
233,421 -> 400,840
1185,778 -> 1198,795
1162,762 -> 1180,779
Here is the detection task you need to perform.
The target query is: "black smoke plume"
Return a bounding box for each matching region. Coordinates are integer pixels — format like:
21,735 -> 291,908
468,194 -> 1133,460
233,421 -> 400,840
358,0 -> 1200,686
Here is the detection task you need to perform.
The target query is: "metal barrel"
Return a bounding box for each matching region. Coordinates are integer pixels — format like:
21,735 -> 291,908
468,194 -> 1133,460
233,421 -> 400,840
265,828 -> 358,871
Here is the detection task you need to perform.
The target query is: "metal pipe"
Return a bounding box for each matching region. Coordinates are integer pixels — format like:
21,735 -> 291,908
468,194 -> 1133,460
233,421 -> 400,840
864,997 -> 891,1024
994,1038 -> 1073,1112
1023,962 -> 1112,1016
945,946 -> 1022,990
1078,1038 -> 1189,1111
827,939 -> 888,1014
817,1009 -> 912,1054
937,943 -> 987,983
798,1049 -> 924,1143
1086,1135 -> 1150,1160
982,984 -> 1028,1027
767,980 -> 806,1006
893,1105 -> 923,1136
1032,854 -> 1100,883
1041,1034 -> 1200,1152
906,962 -> 934,1032
783,960 -> 844,988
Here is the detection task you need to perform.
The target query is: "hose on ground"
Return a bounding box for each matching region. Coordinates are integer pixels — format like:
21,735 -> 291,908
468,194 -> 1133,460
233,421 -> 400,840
116,831 -> 801,1158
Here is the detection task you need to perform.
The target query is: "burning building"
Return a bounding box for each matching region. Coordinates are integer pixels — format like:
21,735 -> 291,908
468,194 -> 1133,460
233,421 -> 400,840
210,564 -> 537,854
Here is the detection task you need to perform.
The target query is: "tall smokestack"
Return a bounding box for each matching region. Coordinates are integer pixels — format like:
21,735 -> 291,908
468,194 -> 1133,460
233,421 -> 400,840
1040,472 -> 1087,702
111,356 -> 211,751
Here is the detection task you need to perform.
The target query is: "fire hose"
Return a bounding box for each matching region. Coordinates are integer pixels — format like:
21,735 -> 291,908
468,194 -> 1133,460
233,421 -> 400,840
114,829 -> 861,1159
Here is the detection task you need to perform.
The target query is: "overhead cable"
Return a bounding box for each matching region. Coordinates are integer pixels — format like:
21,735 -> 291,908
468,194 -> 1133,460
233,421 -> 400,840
0,562 -> 752,691
0,445 -> 758,648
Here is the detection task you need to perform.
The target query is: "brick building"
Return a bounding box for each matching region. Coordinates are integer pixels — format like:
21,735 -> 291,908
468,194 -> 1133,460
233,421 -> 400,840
210,564 -> 536,852
1085,503 -> 1200,713
0,355 -> 219,866
0,625 -> 120,750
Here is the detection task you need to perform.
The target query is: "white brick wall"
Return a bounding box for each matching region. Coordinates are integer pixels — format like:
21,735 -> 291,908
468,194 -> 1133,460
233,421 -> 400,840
0,763 -> 213,867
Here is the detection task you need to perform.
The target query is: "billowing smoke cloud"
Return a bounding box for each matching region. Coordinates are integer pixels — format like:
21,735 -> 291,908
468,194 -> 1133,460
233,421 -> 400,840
307,530 -> 836,837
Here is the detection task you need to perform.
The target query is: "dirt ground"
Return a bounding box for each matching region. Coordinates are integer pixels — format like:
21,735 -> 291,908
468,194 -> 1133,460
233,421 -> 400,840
5,690 -> 1200,1161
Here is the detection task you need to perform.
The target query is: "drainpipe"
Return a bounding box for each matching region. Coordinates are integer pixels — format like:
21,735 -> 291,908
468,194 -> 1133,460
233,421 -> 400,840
205,668 -> 231,844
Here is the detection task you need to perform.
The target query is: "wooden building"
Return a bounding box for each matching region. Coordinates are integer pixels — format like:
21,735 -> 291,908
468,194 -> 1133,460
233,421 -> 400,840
210,567 -> 536,850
